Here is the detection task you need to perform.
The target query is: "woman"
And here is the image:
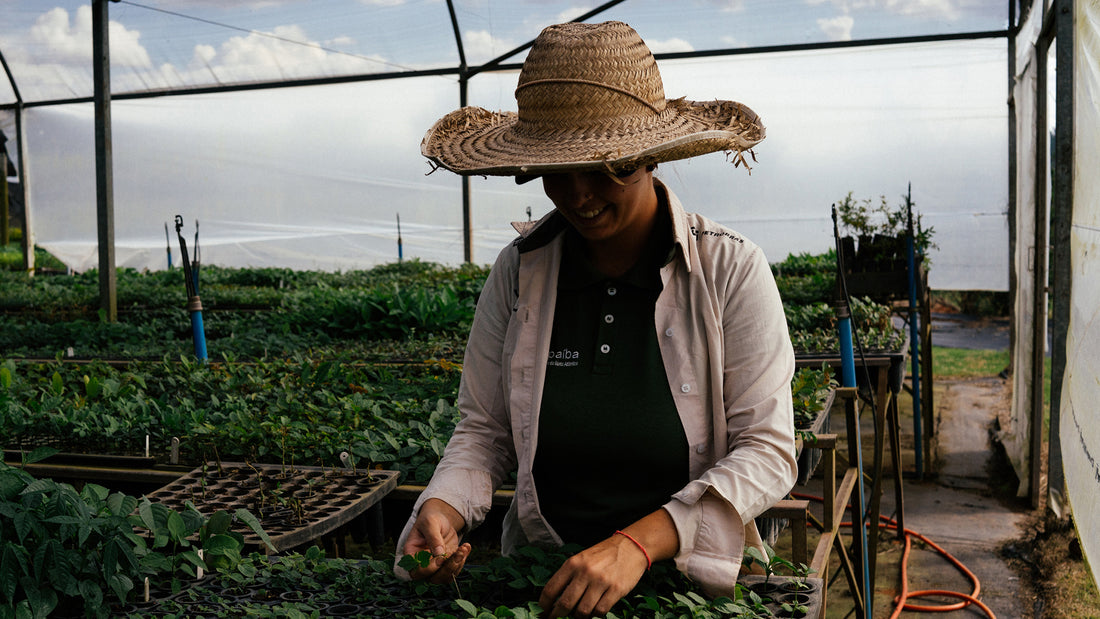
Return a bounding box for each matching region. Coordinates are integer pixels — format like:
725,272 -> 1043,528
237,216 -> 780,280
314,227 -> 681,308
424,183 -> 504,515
397,20 -> 797,619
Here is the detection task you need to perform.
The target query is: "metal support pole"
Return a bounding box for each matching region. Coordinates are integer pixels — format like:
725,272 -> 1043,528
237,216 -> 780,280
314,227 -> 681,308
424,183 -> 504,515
15,106 -> 33,275
905,184 -> 924,479
93,0 -> 117,321
1047,0 -> 1074,516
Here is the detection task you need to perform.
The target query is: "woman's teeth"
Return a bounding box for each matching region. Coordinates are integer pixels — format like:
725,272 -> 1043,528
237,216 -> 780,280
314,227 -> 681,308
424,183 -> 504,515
577,206 -> 605,220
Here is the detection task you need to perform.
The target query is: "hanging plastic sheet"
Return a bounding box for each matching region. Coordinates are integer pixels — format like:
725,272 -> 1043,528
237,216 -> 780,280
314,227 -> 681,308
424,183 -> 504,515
1062,0 -> 1100,592
1003,9 -> 1044,496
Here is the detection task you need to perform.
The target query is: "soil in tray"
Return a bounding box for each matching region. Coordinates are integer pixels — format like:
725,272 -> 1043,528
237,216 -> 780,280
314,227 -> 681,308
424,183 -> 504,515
143,463 -> 396,548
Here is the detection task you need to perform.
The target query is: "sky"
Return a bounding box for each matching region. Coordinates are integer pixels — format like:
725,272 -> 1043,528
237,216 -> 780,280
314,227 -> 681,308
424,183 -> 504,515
0,1 -> 1012,289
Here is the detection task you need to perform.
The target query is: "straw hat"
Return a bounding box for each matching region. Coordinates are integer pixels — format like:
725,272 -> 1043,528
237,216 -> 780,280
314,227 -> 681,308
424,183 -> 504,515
421,21 -> 765,177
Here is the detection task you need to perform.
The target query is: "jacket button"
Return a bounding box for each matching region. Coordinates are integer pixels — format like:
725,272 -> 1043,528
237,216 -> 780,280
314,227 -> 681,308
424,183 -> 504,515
604,314 -> 614,324
600,344 -> 611,354
607,287 -> 617,296
696,444 -> 706,454
680,384 -> 691,393
664,328 -> 674,337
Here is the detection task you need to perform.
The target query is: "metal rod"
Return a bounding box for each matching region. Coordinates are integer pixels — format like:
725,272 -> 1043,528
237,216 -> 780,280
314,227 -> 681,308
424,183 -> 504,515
905,183 -> 924,478
396,213 -> 403,261
164,222 -> 173,269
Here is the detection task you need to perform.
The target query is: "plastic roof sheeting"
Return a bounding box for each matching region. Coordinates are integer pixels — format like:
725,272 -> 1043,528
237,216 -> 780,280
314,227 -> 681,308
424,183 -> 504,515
2,0 -> 1009,105
1,1 -> 1012,290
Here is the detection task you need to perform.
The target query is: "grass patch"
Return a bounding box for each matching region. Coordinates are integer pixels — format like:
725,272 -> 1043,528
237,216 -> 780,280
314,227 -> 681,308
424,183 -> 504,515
932,346 -> 1009,378
1,237 -> 67,272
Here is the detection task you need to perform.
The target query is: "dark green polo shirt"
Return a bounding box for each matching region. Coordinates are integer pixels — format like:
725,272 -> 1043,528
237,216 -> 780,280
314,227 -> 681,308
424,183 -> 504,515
532,211 -> 689,547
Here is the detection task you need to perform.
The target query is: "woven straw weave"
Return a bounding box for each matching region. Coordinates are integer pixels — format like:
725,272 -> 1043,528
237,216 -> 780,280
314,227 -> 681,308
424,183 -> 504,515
422,21 -> 764,176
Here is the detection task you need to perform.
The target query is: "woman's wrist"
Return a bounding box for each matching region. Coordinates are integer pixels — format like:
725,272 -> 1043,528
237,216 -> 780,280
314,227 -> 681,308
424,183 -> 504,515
618,508 -> 680,566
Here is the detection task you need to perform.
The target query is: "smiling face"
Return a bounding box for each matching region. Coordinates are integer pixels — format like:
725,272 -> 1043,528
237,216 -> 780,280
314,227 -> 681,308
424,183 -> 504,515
541,168 -> 659,253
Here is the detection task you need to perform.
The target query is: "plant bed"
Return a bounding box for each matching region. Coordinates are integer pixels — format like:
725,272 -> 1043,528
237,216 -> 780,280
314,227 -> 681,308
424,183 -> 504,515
143,462 -> 399,552
130,544 -> 817,618
792,365 -> 837,486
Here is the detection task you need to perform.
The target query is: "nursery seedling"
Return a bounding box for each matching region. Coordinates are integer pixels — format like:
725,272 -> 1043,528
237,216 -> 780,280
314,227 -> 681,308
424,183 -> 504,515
744,542 -> 795,586
398,550 -> 463,598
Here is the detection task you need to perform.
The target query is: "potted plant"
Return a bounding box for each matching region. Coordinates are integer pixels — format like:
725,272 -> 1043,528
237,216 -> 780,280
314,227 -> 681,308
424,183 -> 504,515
834,190 -> 936,300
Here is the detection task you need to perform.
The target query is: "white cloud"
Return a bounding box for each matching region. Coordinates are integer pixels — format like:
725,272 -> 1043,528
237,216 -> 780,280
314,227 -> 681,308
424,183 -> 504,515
703,0 -> 747,11
884,0 -> 960,20
719,35 -> 747,48
805,0 -> 961,21
360,0 -> 407,5
818,15 -> 855,40
463,29 -> 516,61
28,6 -> 151,67
182,25 -> 388,83
646,37 -> 695,54
554,7 -> 590,22
327,36 -> 356,48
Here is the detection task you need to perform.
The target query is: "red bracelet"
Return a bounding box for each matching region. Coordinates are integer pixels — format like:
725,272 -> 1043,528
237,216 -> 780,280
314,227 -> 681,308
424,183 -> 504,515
614,530 -> 652,570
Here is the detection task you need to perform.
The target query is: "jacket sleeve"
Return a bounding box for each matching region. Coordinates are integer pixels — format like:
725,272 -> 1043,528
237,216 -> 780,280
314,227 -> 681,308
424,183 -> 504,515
665,241 -> 798,596
395,245 -> 520,565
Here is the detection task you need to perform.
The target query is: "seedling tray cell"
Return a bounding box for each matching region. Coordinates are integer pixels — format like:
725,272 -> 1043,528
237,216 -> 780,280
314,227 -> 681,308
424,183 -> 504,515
145,462 -> 399,552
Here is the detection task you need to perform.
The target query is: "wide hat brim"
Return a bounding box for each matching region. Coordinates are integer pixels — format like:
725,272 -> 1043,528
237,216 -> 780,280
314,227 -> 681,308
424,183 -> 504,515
421,97 -> 765,177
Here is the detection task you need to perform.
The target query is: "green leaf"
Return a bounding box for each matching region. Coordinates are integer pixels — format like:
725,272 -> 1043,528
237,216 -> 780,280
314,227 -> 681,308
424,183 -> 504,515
166,511 -> 186,541
0,366 -> 11,390
106,573 -> 133,603
456,599 -> 479,617
397,553 -> 420,571
205,510 -> 231,536
50,372 -> 63,395
1,545 -> 20,602
138,498 -> 156,531
233,508 -> 275,552
180,549 -> 205,570
21,447 -> 58,467
201,533 -> 241,556
77,580 -> 103,612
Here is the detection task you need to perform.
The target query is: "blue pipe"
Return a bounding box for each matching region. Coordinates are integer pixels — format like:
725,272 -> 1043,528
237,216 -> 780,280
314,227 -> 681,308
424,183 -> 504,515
837,308 -> 857,389
188,297 -> 208,361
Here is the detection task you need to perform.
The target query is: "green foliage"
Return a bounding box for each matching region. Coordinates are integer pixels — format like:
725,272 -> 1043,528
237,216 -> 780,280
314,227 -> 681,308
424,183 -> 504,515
785,297 -> 904,354
0,355 -> 463,484
0,460 -> 250,618
0,261 -> 488,359
834,191 -> 937,257
771,249 -> 836,278
791,365 -> 836,429
743,542 -> 795,585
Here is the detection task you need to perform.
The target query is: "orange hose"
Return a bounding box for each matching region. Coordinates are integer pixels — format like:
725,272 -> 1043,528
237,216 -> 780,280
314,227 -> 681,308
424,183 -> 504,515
789,492 -> 997,619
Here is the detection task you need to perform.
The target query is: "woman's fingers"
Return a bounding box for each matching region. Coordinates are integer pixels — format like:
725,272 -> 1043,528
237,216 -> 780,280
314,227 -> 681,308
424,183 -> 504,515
539,533 -> 653,618
427,542 -> 471,584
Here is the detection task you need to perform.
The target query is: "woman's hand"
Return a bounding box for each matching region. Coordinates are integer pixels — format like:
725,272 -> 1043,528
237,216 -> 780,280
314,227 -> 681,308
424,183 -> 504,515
539,509 -> 679,618
402,498 -> 471,584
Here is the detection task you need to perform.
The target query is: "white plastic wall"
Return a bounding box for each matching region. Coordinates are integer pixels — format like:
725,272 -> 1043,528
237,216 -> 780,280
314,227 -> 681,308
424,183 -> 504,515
1062,0 -> 1100,593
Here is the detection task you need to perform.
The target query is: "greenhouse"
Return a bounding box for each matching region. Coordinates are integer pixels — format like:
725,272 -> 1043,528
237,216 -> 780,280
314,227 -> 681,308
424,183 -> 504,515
1,0 -> 1098,617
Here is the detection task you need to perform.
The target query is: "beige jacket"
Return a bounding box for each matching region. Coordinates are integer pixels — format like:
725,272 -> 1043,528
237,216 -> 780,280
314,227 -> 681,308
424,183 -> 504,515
398,181 -> 797,595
